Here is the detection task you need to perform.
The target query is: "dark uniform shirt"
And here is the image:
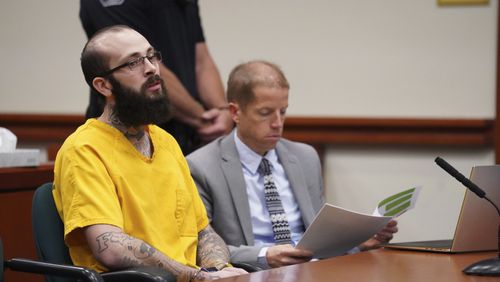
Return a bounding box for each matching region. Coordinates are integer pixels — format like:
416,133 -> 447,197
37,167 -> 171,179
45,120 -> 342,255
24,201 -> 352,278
80,0 -> 205,154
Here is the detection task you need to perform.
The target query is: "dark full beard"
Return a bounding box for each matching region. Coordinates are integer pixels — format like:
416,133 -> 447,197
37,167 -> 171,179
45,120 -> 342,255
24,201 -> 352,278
109,74 -> 172,127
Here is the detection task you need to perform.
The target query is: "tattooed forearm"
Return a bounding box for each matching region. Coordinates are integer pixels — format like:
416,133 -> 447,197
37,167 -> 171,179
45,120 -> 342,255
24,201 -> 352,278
197,225 -> 230,268
95,231 -> 198,282
97,232 -> 135,253
120,255 -> 145,268
96,232 -> 157,260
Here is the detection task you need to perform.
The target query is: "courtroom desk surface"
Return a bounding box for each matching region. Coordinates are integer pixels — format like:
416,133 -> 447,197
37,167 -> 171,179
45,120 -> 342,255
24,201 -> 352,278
0,163 -> 53,282
0,162 -> 54,190
212,249 -> 499,282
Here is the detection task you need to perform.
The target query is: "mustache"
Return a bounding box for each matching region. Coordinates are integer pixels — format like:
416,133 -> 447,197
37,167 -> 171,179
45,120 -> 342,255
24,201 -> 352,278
141,74 -> 163,91
147,74 -> 162,85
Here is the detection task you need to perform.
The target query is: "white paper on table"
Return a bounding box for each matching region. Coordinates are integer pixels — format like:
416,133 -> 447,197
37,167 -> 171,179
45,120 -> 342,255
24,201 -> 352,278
295,204 -> 392,259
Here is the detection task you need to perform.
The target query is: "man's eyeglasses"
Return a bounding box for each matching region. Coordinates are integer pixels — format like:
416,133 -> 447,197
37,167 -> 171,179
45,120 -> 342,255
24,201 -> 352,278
99,51 -> 162,77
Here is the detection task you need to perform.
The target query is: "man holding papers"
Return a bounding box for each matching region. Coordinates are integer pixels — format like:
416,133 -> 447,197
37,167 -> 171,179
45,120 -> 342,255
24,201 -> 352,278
187,60 -> 398,268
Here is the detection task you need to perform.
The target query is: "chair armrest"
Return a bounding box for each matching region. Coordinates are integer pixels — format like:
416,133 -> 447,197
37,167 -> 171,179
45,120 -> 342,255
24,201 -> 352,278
5,258 -> 103,282
231,261 -> 267,272
101,266 -> 176,282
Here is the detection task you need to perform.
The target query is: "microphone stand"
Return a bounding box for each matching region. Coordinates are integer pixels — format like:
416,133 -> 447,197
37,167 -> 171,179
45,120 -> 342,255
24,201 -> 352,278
435,157 -> 500,276
462,195 -> 500,276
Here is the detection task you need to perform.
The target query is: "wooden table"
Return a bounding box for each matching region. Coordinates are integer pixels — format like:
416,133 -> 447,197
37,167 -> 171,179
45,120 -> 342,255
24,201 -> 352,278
0,163 -> 54,282
214,249 -> 500,282
2,164 -> 498,282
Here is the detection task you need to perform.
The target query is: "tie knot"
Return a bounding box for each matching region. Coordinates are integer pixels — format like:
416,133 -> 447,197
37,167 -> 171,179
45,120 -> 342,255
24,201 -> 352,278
258,158 -> 272,176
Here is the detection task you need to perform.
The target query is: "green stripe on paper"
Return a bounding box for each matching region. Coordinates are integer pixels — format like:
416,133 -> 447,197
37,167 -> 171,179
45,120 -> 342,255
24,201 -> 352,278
384,201 -> 411,217
378,187 -> 415,208
386,194 -> 412,210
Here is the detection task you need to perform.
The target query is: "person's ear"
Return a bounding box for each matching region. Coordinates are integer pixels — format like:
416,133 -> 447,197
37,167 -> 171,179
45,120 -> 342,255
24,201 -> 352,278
92,77 -> 113,98
229,102 -> 240,124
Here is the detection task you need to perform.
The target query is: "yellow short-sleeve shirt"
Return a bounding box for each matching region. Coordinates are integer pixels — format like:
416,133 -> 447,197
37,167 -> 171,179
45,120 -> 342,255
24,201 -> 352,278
52,119 -> 208,272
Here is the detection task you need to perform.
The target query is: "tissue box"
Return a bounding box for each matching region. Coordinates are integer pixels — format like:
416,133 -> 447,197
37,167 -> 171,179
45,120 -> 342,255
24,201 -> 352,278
0,149 -> 40,168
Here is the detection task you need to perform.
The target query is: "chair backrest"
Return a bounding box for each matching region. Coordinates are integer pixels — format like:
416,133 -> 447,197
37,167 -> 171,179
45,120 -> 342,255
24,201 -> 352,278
32,182 -> 73,282
31,183 -> 177,282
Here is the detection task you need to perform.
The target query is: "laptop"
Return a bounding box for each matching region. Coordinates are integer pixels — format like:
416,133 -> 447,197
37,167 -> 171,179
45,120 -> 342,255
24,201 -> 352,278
385,165 -> 500,253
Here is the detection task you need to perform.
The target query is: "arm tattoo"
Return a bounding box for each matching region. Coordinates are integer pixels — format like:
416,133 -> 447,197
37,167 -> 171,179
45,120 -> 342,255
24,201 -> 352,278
96,232 -> 155,259
197,226 -> 230,269
120,256 -> 145,268
95,232 -> 199,281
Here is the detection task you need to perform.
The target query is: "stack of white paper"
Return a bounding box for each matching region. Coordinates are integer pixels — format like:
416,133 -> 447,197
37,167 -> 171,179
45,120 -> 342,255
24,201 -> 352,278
296,186 -> 421,259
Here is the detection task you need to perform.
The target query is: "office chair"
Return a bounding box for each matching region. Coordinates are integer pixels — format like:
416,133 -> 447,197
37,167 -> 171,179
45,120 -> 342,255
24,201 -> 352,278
33,182 -> 263,281
1,238 -> 103,282
32,183 -> 175,282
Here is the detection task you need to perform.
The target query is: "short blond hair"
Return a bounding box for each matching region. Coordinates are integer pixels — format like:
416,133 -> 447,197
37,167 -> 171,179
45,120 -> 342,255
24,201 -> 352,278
227,60 -> 289,109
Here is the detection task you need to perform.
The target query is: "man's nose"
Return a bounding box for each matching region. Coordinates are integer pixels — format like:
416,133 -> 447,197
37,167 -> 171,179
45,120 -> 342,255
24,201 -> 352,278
270,111 -> 284,128
143,58 -> 157,75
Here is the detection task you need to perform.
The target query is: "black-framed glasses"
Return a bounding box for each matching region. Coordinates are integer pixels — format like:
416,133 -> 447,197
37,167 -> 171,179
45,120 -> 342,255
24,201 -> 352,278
99,51 -> 162,77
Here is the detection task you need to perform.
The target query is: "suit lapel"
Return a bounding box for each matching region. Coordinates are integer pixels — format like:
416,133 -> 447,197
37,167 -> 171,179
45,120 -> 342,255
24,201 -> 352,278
220,135 -> 255,245
276,141 -> 316,228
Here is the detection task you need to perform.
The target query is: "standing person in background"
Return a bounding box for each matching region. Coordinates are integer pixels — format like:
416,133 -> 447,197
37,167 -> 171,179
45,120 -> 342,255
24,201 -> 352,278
80,0 -> 232,155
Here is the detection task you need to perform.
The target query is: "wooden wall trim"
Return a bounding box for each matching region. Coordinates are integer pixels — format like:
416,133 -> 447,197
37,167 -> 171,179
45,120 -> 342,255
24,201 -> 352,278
0,114 -> 494,147
0,114 -> 85,142
283,117 -> 494,147
0,164 -> 53,192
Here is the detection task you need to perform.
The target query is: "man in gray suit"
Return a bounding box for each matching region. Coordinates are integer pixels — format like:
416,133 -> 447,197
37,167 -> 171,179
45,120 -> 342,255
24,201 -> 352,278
187,60 -> 398,268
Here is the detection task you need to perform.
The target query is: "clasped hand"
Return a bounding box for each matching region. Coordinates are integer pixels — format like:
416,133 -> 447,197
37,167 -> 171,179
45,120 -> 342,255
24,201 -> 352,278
197,108 -> 233,143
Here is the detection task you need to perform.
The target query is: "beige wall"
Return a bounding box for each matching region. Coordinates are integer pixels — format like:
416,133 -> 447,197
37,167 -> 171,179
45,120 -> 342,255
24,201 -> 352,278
0,0 -> 496,117
200,0 -> 497,118
0,0 -> 498,243
0,0 -> 87,114
325,146 -> 494,242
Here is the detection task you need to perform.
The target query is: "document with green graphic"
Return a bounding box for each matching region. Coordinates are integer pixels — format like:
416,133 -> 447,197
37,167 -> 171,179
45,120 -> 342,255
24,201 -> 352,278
373,186 -> 421,217
296,186 -> 421,259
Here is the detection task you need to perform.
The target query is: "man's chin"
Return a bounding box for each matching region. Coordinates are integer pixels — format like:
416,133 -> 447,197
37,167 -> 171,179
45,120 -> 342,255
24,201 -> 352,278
261,139 -> 280,152
265,136 -> 281,143
144,89 -> 162,99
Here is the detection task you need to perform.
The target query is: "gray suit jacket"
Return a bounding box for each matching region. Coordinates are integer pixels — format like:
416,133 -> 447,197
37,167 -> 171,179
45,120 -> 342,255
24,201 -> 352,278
186,132 -> 325,264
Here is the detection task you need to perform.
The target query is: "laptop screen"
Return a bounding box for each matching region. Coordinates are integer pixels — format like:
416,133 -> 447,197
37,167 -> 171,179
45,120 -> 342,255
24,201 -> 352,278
451,165 -> 500,252
385,165 -> 500,253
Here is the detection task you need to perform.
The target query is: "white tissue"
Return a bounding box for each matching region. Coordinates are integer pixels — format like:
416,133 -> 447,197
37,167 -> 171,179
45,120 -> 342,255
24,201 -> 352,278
0,128 -> 40,167
0,127 -> 17,152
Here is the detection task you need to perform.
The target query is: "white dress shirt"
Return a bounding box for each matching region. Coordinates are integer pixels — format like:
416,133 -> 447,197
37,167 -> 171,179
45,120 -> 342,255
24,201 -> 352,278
234,131 -> 305,251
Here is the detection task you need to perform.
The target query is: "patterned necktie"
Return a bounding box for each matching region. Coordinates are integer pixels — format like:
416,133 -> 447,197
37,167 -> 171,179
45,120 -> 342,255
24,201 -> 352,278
258,158 -> 292,245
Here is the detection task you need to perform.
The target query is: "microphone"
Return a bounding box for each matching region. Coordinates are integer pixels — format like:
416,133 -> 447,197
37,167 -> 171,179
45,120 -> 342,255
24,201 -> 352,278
435,157 -> 486,199
434,157 -> 500,276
